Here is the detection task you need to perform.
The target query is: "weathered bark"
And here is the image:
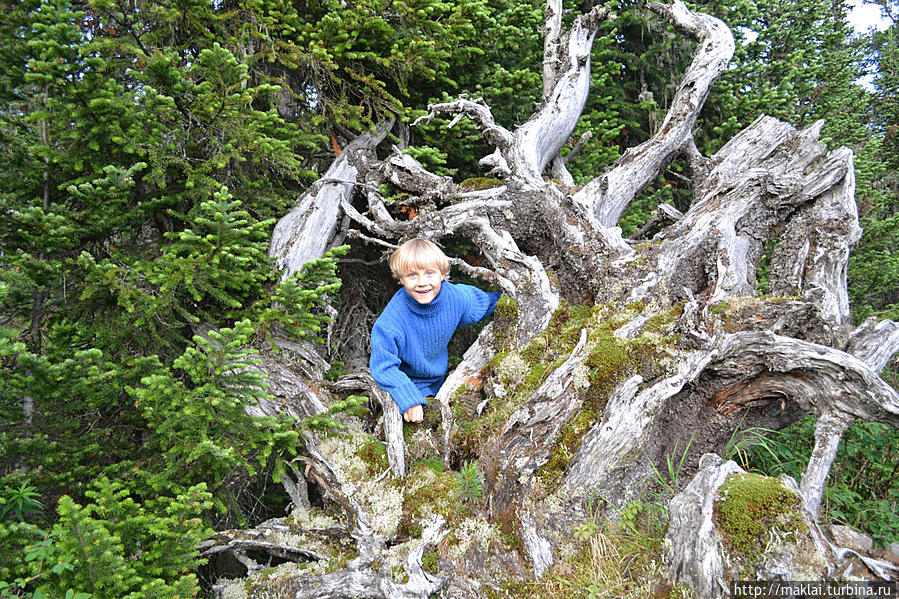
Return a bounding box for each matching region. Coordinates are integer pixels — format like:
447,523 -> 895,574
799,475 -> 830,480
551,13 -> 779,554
848,317 -> 899,372
223,0 -> 899,596
572,1 -> 734,228
487,329 -> 591,520
269,126 -> 389,280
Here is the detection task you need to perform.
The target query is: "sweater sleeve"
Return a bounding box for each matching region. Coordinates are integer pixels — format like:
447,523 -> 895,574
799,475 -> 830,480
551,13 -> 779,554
369,322 -> 428,414
458,286 -> 503,328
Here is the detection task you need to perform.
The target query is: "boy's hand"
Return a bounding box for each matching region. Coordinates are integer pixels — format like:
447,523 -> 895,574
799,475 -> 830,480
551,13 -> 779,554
403,404 -> 423,423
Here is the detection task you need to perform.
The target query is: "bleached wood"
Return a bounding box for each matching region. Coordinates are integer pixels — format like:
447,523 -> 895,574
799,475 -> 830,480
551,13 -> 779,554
664,454 -> 742,599
542,0 -> 564,100
800,409 -> 852,520
269,128 -> 388,279
572,1 -> 734,226
847,317 -> 899,372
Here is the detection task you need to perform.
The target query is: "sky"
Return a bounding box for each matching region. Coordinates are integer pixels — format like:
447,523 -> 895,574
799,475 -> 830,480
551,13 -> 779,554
848,0 -> 891,32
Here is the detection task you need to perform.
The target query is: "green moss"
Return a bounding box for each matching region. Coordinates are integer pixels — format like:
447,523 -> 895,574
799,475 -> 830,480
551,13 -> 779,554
709,301 -> 730,315
492,295 -> 519,352
459,177 -> 504,190
643,302 -> 685,334
626,299 -> 646,313
412,455 -> 445,474
355,437 -> 390,475
714,473 -> 807,558
398,463 -> 473,540
421,549 -> 440,574
484,352 -> 511,382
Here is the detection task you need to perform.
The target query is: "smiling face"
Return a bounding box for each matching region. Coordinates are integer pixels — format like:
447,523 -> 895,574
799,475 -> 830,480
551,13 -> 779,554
400,266 -> 444,304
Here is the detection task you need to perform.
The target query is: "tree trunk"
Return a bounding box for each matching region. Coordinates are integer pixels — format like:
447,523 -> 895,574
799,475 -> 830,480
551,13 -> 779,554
211,1 -> 899,596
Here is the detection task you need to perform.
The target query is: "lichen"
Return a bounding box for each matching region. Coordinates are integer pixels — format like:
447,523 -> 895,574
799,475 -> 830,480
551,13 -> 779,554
495,353 -> 530,387
317,432 -> 405,538
447,516 -> 499,561
359,479 -> 405,538
286,506 -> 341,530
219,579 -> 250,599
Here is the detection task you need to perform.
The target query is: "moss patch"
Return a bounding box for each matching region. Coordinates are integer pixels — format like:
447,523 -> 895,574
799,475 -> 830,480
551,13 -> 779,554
459,177 -> 504,190
421,549 -> 440,574
492,295 -> 519,352
398,463 -> 474,540
714,473 -> 807,558
355,437 -> 390,476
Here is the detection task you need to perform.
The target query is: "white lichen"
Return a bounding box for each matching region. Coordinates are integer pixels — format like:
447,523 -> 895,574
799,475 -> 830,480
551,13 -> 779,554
408,465 -> 439,493
357,478 -> 404,538
317,433 -> 368,483
448,517 -> 497,562
316,431 -> 405,538
496,353 -> 530,386
219,580 -> 249,599
289,506 -> 341,530
570,362 -> 591,392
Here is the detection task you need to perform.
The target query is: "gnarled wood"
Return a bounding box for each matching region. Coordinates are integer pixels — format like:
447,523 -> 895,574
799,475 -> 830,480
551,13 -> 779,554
847,317 -> 899,372
269,126 -> 389,278
572,1 -> 734,227
642,117 -> 858,313
225,0 -> 899,596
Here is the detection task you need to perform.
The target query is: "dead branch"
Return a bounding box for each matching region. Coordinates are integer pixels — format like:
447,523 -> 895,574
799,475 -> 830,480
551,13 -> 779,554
572,0 -> 734,226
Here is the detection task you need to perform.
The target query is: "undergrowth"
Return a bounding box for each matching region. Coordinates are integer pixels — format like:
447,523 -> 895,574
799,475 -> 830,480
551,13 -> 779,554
491,494 -> 692,599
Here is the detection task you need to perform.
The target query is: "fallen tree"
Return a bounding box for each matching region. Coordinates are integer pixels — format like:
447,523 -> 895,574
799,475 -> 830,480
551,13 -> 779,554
206,1 -> 899,596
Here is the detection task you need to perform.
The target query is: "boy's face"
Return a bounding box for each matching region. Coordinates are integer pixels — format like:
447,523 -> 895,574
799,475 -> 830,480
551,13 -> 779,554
400,266 -> 444,304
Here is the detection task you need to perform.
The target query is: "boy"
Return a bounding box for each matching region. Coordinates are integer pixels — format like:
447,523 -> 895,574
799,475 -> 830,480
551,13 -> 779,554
369,239 -> 501,423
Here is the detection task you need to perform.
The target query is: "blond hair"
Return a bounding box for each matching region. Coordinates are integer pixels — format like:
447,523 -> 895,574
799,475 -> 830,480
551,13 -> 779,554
389,238 -> 450,280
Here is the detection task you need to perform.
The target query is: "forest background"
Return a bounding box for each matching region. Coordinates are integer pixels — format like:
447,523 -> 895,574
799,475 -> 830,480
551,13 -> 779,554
0,0 -> 897,597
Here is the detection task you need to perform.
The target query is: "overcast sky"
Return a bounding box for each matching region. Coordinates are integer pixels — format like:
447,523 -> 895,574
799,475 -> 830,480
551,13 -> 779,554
848,0 -> 890,32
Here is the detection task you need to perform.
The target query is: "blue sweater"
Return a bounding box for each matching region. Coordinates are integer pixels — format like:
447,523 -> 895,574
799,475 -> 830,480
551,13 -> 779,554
369,281 -> 501,413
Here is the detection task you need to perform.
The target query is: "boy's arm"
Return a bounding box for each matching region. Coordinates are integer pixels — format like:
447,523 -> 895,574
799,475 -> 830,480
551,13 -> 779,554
369,323 -> 428,414
458,285 -> 503,327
